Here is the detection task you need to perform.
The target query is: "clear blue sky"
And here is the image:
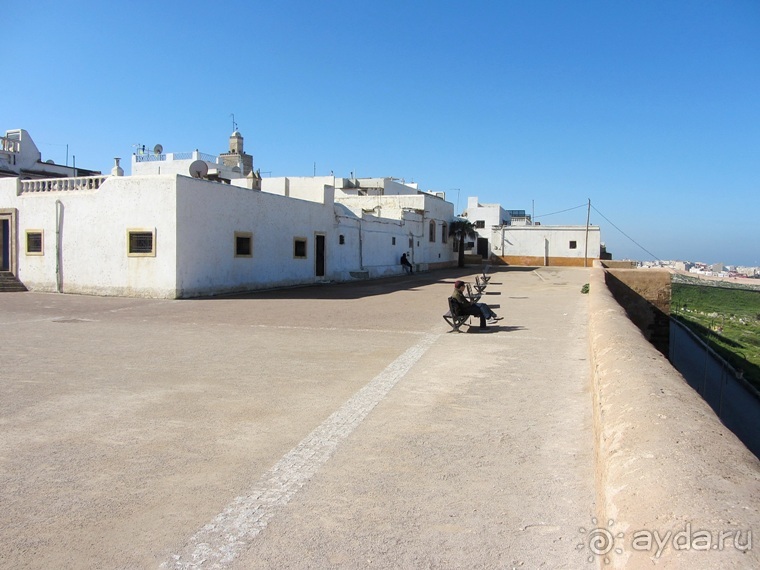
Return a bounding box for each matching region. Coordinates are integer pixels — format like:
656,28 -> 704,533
7,1 -> 760,266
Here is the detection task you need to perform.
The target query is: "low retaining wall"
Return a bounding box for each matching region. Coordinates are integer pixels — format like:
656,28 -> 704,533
496,254 -> 597,267
589,264 -> 760,568
604,268 -> 671,355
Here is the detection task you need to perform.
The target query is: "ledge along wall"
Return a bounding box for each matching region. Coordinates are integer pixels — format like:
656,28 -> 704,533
589,263 -> 760,568
603,267 -> 671,355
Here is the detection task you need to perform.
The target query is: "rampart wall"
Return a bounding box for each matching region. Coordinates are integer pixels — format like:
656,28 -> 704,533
589,264 -> 760,568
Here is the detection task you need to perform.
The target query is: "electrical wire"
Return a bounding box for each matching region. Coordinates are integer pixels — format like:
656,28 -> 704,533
534,203 -> 587,219
591,204 -> 662,262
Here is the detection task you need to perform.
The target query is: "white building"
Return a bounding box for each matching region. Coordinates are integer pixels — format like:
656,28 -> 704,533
462,197 -> 510,258
332,177 -> 454,272
1,129 -> 100,179
462,196 -> 602,266
0,129 -> 457,297
492,225 -> 602,266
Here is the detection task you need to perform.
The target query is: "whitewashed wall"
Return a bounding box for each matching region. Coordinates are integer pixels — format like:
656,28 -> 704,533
335,192 -> 456,274
0,171 -> 458,298
175,176 -> 337,296
0,176 -> 179,297
493,225 -> 601,260
261,176 -> 334,203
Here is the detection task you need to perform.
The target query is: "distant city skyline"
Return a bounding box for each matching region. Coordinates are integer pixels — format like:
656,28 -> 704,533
6,1 -> 759,266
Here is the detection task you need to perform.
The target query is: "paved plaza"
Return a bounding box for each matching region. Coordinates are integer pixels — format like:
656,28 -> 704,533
1,267 -> 595,569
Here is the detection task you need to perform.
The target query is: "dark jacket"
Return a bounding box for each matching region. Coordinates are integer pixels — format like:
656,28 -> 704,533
452,288 -> 473,309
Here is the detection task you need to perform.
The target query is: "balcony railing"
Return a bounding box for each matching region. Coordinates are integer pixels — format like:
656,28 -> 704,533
1,136 -> 21,153
134,151 -> 220,164
19,175 -> 109,194
134,153 -> 166,162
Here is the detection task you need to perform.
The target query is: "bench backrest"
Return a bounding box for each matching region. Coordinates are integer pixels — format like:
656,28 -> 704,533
448,296 -> 463,316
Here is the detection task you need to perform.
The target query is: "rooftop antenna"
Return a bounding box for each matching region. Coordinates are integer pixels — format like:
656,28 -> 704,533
230,113 -> 238,132
153,144 -> 163,156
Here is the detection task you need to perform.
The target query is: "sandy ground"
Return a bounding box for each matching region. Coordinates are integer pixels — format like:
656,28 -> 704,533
0,266 -> 595,569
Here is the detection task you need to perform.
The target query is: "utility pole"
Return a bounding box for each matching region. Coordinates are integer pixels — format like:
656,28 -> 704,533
451,188 -> 461,215
584,198 -> 591,267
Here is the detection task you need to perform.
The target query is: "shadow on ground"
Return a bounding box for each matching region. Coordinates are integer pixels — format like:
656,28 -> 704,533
191,266 -> 537,302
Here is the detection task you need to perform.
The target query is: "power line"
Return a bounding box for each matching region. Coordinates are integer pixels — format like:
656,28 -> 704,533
591,204 -> 662,262
534,203 -> 587,219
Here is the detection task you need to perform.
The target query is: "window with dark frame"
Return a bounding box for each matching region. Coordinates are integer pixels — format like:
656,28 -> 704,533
339,235 -> 345,245
392,237 -> 396,245
294,237 -> 307,258
475,220 -> 485,229
569,240 -> 577,249
128,230 -> 155,256
429,220 -> 436,242
26,231 -> 43,255
441,222 -> 448,244
235,232 -> 252,257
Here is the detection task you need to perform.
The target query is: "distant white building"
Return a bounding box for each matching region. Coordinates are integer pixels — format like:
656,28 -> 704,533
1,129 -> 100,179
462,197 -> 510,258
0,129 -> 456,297
463,196 -> 602,266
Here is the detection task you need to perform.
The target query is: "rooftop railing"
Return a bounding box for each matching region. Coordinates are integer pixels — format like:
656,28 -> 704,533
134,151 -> 220,164
1,136 -> 21,153
19,175 -> 109,194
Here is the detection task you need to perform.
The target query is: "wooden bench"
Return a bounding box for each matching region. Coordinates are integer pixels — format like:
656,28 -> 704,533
443,296 -> 470,332
465,283 -> 481,303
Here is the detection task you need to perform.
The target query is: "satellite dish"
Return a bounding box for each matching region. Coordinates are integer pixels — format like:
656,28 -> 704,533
153,144 -> 163,155
189,160 -> 208,179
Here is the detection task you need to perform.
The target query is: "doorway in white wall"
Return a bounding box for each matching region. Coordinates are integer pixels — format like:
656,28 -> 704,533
315,234 -> 325,277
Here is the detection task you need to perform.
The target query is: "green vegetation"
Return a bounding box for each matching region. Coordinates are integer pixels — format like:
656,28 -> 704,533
672,282 -> 760,389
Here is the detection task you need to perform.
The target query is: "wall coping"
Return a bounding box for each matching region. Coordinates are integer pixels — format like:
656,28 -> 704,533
589,265 -> 760,567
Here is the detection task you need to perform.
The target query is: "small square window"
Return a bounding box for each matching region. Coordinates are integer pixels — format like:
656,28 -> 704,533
25,230 -> 43,255
235,232 -> 252,257
127,229 -> 156,257
294,237 -> 307,258
475,220 -> 485,229
569,240 -> 577,249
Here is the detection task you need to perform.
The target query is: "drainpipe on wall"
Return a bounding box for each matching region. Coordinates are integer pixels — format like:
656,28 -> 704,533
358,218 -> 364,270
55,200 -> 63,293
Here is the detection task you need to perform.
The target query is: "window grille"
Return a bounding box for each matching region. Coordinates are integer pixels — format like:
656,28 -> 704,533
26,231 -> 43,255
127,229 -> 156,256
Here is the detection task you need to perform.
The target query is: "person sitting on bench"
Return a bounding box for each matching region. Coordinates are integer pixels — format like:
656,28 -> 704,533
452,280 -> 503,330
400,252 -> 414,275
